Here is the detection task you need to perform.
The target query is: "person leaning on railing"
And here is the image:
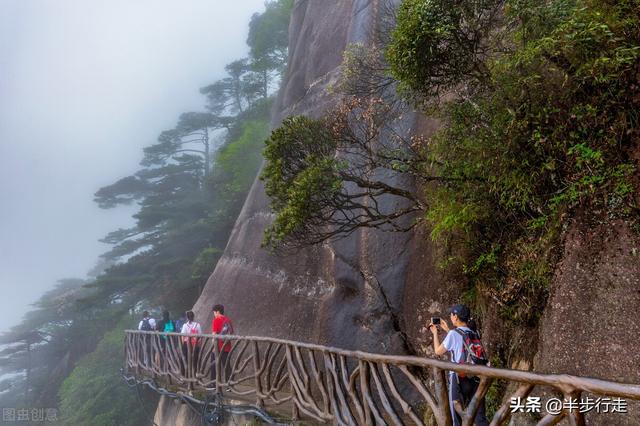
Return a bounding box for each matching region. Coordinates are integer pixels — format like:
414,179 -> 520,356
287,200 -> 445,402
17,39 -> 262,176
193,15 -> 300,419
429,304 -> 489,426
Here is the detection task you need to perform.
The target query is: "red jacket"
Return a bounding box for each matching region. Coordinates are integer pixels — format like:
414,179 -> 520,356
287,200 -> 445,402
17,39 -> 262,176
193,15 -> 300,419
211,315 -> 233,352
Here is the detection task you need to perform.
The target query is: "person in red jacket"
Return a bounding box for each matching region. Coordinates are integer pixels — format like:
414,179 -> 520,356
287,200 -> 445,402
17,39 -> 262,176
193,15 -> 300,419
211,304 -> 234,385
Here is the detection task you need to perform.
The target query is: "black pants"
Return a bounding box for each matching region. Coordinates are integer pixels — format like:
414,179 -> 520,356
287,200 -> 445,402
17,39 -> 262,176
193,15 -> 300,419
449,373 -> 489,426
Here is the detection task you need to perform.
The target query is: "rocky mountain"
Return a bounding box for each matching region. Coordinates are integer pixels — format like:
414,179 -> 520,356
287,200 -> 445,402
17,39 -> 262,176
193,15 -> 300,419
156,1 -> 640,424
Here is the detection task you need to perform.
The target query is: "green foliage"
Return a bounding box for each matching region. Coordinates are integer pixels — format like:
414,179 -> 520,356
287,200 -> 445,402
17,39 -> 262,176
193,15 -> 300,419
247,0 -> 294,74
261,96 -> 435,248
191,247 -> 223,282
0,278 -> 125,409
90,112 -> 271,312
261,116 -> 342,247
388,0 -> 639,325
262,116 -> 336,205
201,58 -> 268,114
386,0 -> 502,101
426,189 -> 487,243
201,0 -> 294,111
212,119 -> 270,205
58,316 -> 154,426
428,1 -> 640,322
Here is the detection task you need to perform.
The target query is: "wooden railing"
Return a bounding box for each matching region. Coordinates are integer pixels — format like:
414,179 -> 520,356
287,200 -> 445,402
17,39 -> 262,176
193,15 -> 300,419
124,330 -> 640,425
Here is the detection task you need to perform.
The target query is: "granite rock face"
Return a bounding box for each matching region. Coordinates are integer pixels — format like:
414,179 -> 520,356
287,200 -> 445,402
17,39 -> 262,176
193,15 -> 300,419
532,214 -> 640,424
188,0 -> 440,356
154,397 -> 201,426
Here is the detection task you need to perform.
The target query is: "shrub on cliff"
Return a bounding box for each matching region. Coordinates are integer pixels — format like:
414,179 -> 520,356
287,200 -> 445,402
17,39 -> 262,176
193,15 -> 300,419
386,0 -> 504,102
387,0 -> 639,322
261,98 -> 438,249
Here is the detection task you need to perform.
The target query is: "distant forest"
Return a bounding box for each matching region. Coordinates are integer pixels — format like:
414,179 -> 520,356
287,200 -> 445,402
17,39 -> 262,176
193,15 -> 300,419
0,1 -> 293,424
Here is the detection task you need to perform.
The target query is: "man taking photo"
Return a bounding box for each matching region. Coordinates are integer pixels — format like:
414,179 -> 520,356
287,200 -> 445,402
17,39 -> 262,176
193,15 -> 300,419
429,304 -> 489,426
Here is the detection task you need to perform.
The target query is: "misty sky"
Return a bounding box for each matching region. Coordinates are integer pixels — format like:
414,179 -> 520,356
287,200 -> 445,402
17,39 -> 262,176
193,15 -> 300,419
0,0 -> 265,332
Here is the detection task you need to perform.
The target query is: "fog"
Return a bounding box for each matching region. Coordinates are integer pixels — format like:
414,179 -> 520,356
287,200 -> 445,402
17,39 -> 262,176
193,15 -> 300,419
0,0 -> 265,332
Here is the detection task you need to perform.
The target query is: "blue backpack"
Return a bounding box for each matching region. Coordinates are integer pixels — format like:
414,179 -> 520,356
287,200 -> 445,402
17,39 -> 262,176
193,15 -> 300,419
175,318 -> 185,333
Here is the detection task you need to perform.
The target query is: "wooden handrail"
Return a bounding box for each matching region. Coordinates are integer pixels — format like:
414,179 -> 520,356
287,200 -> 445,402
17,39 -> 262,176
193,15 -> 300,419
124,330 -> 640,425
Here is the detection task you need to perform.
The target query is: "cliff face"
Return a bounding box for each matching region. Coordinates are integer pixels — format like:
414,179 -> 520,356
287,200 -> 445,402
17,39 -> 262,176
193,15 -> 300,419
186,0 -> 464,357
154,397 -> 201,426
533,213 -> 640,424
156,0 -> 640,424
187,0 -> 441,355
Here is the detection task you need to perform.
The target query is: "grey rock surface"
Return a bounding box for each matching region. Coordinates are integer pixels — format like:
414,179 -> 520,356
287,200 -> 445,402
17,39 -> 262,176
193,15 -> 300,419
189,0 -> 432,356
154,396 -> 201,426
533,214 -> 640,424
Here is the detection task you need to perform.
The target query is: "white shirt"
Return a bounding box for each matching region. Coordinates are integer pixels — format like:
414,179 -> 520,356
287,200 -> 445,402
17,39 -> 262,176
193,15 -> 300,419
138,317 -> 156,330
181,321 -> 202,335
442,326 -> 472,363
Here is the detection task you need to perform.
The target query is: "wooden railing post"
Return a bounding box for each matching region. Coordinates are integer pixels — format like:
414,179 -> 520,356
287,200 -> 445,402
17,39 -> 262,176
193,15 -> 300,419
462,376 -> 493,426
186,333 -> 194,391
291,394 -> 300,422
151,333 -> 158,379
123,332 -> 129,374
490,383 -> 534,425
564,391 -> 584,426
214,334 -> 221,393
253,340 -> 264,408
359,360 -> 372,425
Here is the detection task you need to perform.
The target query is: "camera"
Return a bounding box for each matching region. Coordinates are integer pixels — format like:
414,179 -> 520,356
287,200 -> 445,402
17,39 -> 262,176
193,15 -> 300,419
431,317 -> 441,325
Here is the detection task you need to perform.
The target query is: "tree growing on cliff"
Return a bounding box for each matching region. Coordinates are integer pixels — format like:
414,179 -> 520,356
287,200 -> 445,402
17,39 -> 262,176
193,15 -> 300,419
260,96 -> 465,249
247,0 -> 294,93
386,0 -> 504,104
200,0 -> 293,117
338,43 -> 397,101
200,59 -> 267,114
94,114 -> 219,267
90,0 -> 293,309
